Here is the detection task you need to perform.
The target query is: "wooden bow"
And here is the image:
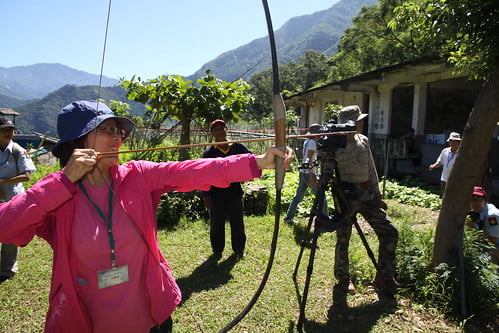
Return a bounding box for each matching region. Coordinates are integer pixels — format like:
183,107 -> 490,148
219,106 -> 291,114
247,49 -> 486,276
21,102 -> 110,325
219,1 -> 286,331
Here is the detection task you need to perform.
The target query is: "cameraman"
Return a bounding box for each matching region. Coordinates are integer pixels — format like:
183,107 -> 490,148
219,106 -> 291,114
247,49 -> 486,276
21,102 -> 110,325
333,105 -> 400,298
284,124 -> 328,224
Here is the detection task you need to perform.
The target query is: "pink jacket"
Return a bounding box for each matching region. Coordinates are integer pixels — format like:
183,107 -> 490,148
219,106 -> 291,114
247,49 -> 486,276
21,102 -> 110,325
0,154 -> 261,332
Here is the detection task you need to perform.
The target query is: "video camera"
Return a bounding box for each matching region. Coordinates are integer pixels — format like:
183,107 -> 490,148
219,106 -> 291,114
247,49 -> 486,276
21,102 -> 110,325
297,120 -> 356,171
297,158 -> 313,171
317,120 -> 356,151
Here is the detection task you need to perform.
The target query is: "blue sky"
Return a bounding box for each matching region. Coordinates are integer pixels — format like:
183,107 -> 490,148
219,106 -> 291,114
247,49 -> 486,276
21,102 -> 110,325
2,0 -> 339,80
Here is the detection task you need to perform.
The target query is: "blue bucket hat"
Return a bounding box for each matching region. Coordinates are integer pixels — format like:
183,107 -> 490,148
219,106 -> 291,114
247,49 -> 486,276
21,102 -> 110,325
52,100 -> 134,158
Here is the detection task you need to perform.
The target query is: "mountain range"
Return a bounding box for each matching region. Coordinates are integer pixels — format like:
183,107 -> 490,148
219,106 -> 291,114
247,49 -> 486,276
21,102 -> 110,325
0,63 -> 117,101
13,85 -> 147,137
188,0 -> 377,82
1,0 -> 377,136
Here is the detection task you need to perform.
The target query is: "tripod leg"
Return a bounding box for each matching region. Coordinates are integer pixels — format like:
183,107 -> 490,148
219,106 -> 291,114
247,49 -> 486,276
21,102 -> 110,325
293,199 -> 316,278
352,218 -> 378,270
295,174 -> 330,331
297,224 -> 320,332
293,178 -> 328,278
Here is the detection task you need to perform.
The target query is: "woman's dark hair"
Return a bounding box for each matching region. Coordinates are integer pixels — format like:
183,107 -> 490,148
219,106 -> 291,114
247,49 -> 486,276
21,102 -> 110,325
58,136 -> 87,168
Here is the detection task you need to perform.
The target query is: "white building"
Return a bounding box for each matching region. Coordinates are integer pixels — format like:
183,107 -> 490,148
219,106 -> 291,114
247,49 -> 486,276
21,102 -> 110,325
284,56 -> 494,188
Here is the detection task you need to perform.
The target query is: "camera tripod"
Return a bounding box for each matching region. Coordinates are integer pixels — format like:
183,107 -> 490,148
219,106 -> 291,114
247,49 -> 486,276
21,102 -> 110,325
292,150 -> 379,332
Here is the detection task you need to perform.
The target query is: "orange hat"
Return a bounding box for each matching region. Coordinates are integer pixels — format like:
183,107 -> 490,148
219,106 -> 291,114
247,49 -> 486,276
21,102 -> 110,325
210,119 -> 226,129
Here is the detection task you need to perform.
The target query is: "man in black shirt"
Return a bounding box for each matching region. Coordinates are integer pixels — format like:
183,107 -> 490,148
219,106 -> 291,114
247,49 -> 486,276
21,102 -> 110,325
202,119 -> 252,260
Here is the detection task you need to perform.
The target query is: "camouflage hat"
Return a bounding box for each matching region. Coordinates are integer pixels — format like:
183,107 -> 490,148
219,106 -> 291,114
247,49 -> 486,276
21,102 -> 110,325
337,105 -> 367,125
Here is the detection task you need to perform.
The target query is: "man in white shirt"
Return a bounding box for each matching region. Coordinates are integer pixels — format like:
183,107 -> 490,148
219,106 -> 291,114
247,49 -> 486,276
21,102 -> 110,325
429,131 -> 461,195
0,117 -> 36,282
284,124 -> 328,224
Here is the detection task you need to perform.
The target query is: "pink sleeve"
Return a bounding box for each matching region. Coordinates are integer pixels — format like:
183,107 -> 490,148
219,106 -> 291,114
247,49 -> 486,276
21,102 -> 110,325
0,171 -> 75,245
130,153 -> 262,193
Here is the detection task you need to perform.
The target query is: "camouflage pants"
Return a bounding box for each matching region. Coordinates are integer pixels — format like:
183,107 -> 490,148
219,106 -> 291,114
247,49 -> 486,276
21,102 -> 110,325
334,188 -> 398,281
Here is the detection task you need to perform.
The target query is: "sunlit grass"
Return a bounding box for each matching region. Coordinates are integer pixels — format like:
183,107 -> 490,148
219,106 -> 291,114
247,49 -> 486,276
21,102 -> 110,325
0,202 -> 462,332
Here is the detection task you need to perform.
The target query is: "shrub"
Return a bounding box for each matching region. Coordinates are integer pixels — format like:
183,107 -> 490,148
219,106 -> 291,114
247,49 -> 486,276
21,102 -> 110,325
26,164 -> 59,188
397,224 -> 499,323
156,191 -> 208,228
383,177 -> 441,210
396,223 -> 434,285
155,185 -> 270,228
461,229 -> 499,322
256,171 -> 441,216
254,170 -> 316,216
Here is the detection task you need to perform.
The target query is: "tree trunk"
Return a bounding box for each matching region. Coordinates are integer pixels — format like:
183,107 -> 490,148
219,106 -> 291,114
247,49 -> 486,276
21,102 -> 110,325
432,62 -> 499,266
179,119 -> 191,161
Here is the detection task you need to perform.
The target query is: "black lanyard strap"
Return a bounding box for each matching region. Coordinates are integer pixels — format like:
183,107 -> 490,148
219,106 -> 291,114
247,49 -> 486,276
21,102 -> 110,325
79,180 -> 117,267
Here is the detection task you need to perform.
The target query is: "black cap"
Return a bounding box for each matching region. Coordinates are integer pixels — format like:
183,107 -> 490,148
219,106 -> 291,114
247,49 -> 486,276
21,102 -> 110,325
0,117 -> 17,130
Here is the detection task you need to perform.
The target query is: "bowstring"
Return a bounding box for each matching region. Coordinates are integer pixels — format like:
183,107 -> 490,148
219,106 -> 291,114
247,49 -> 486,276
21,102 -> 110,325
93,0 -> 113,147
81,0 -> 128,230
88,0 -> 168,278
94,0 -> 114,188
97,0 -> 113,104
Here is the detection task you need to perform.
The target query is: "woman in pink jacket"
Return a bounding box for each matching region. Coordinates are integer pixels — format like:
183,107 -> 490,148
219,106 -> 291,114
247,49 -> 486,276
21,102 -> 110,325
0,100 -> 293,333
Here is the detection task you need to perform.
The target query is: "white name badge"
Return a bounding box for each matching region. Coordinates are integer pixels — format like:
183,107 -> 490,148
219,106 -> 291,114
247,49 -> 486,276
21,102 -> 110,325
97,265 -> 129,289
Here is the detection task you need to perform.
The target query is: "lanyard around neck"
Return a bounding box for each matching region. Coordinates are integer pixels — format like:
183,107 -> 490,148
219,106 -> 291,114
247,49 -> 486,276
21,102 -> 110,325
447,151 -> 456,165
79,180 -> 117,267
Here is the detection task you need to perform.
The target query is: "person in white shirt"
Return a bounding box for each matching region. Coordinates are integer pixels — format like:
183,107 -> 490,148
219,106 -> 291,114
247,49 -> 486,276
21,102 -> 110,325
0,117 -> 36,282
429,131 -> 461,195
284,124 -> 328,224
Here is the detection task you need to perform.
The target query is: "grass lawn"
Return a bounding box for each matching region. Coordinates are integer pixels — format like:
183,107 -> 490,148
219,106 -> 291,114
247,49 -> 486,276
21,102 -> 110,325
0,201 -> 462,332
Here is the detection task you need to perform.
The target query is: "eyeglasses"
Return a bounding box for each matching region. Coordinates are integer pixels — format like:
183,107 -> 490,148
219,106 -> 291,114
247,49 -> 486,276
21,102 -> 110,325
97,124 -> 128,140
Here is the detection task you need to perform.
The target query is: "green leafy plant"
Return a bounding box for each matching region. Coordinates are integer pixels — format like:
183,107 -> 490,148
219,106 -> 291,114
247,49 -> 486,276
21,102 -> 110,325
461,229 -> 499,321
156,191 -> 208,228
26,164 -> 59,188
383,177 -> 441,210
397,223 -> 499,324
396,223 -> 434,284
253,170 -> 315,217
324,103 -> 343,122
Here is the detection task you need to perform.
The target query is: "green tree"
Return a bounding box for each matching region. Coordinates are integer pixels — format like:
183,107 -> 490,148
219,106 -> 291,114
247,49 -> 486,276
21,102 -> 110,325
279,62 -> 304,94
246,50 -> 329,123
247,69 -> 273,123
391,0 -> 499,266
247,63 -> 305,124
300,50 -> 329,90
327,0 -> 433,81
108,100 -> 144,128
121,71 -> 252,160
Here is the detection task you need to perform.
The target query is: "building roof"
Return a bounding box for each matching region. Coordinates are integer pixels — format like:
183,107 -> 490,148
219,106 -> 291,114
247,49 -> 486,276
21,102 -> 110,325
284,56 -> 456,100
0,107 -> 20,116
